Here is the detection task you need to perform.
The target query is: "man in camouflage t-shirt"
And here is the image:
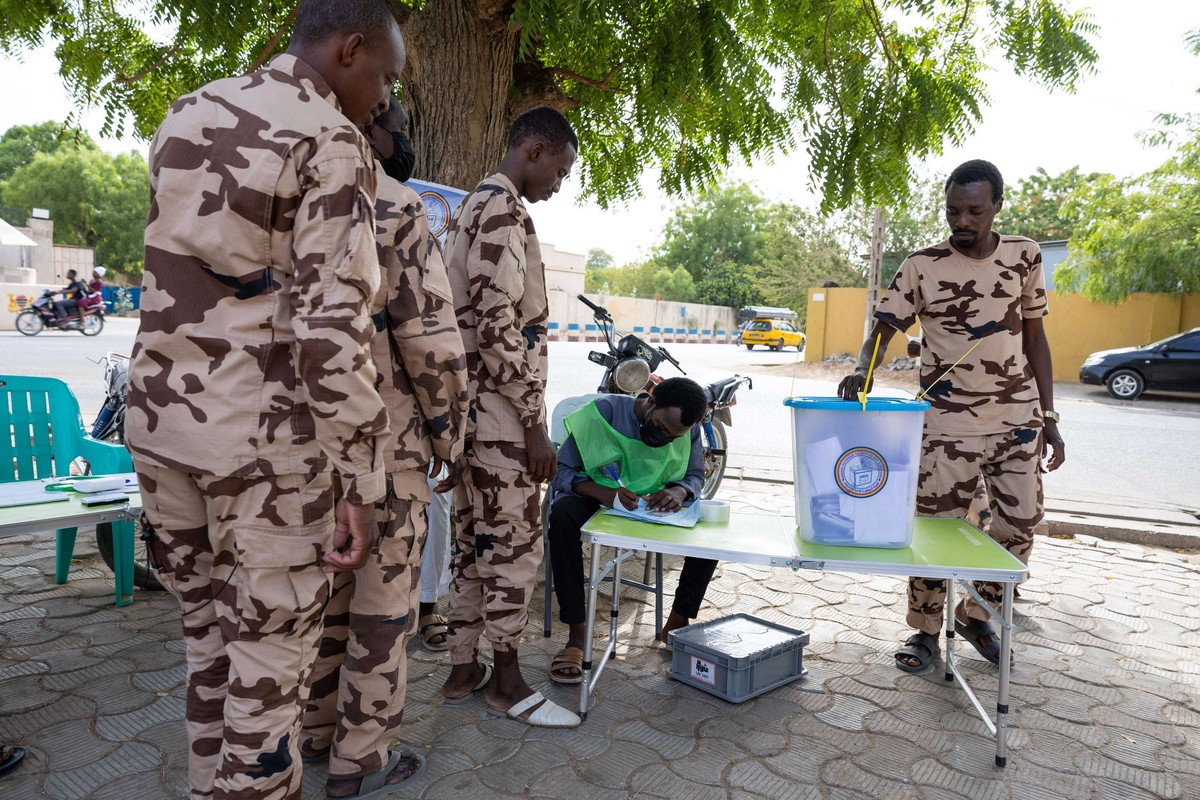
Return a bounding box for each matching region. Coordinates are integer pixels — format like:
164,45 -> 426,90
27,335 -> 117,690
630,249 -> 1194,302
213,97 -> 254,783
125,2 -> 405,797
438,107 -> 581,728
840,160 -> 1066,674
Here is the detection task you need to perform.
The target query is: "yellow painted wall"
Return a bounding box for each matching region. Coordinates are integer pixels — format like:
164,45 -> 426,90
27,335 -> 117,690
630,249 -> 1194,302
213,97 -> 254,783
804,287 -> 915,364
805,288 -> 1200,382
1182,293 -> 1200,331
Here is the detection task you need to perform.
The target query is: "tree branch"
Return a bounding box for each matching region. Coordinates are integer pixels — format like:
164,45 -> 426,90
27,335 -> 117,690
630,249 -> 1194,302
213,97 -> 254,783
115,16 -> 202,85
823,7 -> 845,114
548,62 -> 625,92
245,2 -> 300,73
860,0 -> 895,73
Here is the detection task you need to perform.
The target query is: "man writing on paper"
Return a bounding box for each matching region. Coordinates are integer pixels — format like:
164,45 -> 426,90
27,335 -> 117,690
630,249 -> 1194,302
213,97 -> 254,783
838,159 -> 1066,674
546,377 -> 716,684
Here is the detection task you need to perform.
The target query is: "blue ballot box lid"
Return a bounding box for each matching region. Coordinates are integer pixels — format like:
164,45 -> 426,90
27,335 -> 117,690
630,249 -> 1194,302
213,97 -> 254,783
783,396 -> 930,412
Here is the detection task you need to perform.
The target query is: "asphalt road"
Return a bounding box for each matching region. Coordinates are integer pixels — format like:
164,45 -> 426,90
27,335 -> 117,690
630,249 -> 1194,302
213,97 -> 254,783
5,317 -> 1198,517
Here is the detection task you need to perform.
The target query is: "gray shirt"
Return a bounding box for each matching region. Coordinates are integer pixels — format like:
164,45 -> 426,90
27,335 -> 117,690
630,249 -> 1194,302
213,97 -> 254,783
551,394 -> 705,501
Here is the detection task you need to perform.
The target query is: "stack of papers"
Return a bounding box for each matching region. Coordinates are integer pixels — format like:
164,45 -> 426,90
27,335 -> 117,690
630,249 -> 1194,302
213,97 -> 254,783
603,499 -> 701,528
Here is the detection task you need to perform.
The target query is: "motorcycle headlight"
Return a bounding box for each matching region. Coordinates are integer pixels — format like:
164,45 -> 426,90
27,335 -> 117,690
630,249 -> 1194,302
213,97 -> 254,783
613,358 -> 651,394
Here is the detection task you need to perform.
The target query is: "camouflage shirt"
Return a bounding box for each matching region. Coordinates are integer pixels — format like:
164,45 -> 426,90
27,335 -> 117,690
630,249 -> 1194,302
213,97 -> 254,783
126,54 -> 388,504
444,172 -> 549,443
874,235 -> 1048,435
369,171 -> 468,496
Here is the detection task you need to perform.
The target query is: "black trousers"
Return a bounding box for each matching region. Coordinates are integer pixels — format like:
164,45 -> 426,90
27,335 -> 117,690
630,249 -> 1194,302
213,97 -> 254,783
54,299 -> 78,319
548,493 -> 718,626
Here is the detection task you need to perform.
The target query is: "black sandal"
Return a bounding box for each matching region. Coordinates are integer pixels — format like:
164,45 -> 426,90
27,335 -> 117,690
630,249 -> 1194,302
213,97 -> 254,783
954,617 -> 1015,667
895,631 -> 939,674
0,744 -> 25,778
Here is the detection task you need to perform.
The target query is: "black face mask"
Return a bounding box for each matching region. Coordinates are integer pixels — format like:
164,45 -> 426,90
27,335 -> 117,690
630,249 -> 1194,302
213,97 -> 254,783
639,413 -> 673,448
377,130 -> 415,183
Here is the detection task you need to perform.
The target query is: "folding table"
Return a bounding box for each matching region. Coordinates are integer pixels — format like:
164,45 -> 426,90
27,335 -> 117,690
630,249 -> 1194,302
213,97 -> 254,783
0,488 -> 140,539
578,510 -> 1027,767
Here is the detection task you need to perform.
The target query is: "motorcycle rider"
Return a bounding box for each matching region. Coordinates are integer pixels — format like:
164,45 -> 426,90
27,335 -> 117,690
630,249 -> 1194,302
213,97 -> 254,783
51,269 -> 87,322
77,266 -> 107,314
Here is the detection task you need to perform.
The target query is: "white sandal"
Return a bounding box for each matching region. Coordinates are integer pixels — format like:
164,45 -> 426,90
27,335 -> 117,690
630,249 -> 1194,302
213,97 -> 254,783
504,691 -> 581,728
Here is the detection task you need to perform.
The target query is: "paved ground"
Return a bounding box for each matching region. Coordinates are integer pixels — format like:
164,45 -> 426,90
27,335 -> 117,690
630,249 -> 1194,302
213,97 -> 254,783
2,479 -> 1198,799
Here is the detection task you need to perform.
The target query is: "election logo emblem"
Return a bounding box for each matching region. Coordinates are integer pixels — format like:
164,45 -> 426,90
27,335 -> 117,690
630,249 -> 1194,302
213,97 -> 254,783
834,447 -> 888,497
419,192 -> 451,239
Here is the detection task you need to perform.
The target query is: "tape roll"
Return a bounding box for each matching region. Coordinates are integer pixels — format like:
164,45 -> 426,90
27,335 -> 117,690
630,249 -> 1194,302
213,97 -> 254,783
699,499 -> 730,523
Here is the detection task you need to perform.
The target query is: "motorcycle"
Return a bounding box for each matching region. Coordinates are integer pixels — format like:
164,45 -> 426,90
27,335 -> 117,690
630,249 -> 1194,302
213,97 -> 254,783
15,289 -> 106,336
90,352 -> 129,443
76,352 -> 161,591
577,294 -> 751,499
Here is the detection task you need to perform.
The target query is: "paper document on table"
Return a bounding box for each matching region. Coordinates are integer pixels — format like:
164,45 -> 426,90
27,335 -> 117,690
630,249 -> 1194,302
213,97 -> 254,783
0,484 -> 72,508
603,499 -> 701,528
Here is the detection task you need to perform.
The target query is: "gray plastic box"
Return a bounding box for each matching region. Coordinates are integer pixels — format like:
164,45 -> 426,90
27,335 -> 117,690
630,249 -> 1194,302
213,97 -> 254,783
667,613 -> 809,703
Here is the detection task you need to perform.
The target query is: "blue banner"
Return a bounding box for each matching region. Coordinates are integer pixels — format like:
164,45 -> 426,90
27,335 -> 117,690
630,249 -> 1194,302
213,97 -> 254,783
405,178 -> 467,245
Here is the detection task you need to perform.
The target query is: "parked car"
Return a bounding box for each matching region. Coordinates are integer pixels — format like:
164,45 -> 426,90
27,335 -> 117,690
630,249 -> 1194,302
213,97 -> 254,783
740,318 -> 804,351
1079,327 -> 1200,400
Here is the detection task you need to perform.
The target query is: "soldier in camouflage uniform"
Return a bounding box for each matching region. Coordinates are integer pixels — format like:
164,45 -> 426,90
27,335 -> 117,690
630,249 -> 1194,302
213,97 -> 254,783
840,160 -> 1066,674
299,97 -> 468,798
125,2 -> 405,798
438,107 -> 581,728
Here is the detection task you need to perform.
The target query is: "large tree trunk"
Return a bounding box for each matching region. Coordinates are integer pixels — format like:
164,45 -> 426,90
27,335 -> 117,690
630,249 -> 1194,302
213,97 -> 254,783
398,0 -> 568,191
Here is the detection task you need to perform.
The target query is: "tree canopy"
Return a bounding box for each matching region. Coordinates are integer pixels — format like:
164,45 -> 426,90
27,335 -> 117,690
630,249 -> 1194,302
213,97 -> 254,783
1001,166 -> 1106,242
0,0 -> 1098,209
0,122 -> 150,280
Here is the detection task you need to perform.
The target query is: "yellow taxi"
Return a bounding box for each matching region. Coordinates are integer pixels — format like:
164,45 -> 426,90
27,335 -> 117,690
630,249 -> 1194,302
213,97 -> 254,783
740,318 -> 804,351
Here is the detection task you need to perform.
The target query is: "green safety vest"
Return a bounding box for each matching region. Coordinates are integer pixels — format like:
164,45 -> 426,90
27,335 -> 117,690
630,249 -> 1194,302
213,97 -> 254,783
563,401 -> 692,496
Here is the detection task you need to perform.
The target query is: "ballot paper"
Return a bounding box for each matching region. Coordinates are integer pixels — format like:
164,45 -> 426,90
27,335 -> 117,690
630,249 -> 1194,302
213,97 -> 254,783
838,470 -> 910,546
804,436 -> 844,496
604,498 -> 701,528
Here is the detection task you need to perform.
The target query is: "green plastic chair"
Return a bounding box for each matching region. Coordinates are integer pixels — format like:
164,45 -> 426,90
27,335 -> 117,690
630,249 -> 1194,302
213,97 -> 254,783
0,375 -> 137,606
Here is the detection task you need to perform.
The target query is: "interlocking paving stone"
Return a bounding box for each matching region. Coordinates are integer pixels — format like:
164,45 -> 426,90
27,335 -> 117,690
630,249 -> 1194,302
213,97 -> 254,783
727,760 -> 824,799
1075,750 -> 1186,798
95,694 -> 187,741
41,741 -> 160,800
823,758 -> 920,799
5,500 -> 1200,799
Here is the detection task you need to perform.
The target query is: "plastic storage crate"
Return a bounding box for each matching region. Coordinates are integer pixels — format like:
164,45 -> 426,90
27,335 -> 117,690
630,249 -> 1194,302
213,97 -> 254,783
667,613 -> 809,702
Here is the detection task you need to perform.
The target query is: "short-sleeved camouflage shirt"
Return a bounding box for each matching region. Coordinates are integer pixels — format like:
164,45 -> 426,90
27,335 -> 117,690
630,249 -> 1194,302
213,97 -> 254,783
874,235 -> 1047,435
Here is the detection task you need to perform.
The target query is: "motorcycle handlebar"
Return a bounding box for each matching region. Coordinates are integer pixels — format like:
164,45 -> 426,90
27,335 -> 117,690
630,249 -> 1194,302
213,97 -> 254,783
657,346 -> 685,375
576,294 -> 612,321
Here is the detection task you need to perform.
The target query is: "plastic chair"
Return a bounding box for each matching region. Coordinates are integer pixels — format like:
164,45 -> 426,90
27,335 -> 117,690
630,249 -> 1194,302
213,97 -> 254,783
0,375 -> 137,606
542,393 -> 663,638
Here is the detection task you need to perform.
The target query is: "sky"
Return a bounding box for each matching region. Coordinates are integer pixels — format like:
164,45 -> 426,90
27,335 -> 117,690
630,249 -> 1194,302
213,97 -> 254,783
1,1 -> 1198,264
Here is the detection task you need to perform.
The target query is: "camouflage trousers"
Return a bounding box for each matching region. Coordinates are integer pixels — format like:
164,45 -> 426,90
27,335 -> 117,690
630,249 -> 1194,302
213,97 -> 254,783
445,440 -> 543,664
135,462 -> 335,800
300,470 -> 428,780
908,428 -> 1044,635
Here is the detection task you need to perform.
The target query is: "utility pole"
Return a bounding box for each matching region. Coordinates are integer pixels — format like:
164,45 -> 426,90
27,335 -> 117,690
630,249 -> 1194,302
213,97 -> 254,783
864,207 -> 885,340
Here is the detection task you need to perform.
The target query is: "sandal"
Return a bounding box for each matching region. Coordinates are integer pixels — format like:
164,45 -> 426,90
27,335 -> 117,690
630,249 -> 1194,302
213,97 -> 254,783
498,691 -> 581,728
954,617 -> 1015,667
418,614 -> 449,652
895,631 -> 939,674
0,744 -> 25,778
550,646 -> 584,684
325,747 -> 426,800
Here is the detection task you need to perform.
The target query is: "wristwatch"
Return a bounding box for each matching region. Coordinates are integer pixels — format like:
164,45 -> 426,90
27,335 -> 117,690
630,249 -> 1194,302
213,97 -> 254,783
1043,409 -> 1060,423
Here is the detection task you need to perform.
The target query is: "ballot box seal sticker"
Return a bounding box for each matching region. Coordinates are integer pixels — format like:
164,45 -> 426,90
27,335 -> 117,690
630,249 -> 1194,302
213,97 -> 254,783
835,447 -> 888,497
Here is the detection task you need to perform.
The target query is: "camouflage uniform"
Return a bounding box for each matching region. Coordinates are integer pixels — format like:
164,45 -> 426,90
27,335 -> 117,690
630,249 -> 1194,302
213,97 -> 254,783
874,236 -> 1048,635
443,173 -> 549,663
300,173 -> 467,780
126,54 -> 387,800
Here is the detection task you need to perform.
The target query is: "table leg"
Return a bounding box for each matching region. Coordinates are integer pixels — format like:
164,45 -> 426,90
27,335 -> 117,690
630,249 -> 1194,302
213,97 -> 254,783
996,581 -> 1014,768
654,553 -> 663,638
944,576 -> 956,683
579,541 -> 603,720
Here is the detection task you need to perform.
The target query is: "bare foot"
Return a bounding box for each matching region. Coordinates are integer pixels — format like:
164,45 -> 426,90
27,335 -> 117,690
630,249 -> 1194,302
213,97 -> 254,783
440,661 -> 490,700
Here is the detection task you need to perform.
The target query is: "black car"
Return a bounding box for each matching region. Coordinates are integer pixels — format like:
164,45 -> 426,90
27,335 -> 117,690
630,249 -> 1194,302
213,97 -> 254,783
1079,327 -> 1200,400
